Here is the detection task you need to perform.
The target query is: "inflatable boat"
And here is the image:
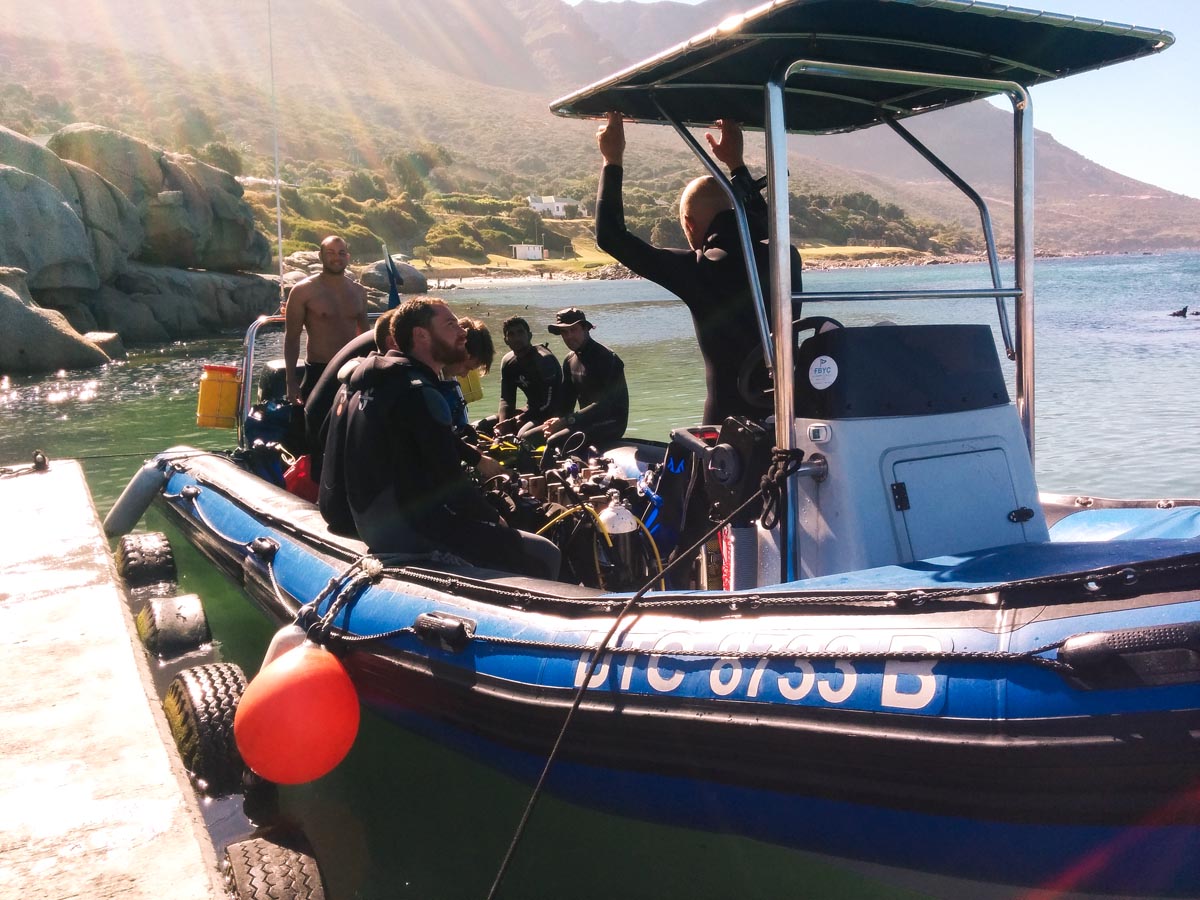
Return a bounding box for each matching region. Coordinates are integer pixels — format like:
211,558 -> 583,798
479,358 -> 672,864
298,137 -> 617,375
112,1 -> 1200,893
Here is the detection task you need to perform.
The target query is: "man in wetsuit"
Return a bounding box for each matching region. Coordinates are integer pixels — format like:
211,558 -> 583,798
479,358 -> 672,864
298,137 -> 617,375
283,234 -> 369,406
542,307 -> 628,452
481,316 -> 561,438
594,112 -> 804,424
324,298 -> 558,578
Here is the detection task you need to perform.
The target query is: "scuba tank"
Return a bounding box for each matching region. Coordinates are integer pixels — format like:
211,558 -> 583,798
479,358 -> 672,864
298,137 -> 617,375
596,491 -> 649,591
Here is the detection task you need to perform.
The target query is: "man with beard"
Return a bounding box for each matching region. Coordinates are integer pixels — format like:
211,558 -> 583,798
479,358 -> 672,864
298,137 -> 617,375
329,298 -> 559,578
594,113 -> 804,424
284,234 -> 370,406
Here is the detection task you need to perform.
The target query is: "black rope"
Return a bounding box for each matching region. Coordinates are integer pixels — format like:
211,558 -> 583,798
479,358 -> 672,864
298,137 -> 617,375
0,449 -> 49,479
378,545 -> 1200,616
307,558 -> 386,648
759,447 -> 805,530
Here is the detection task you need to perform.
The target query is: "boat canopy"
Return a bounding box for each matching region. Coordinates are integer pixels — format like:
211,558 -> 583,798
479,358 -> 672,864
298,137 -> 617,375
550,0 -> 1173,584
549,0 -> 1173,133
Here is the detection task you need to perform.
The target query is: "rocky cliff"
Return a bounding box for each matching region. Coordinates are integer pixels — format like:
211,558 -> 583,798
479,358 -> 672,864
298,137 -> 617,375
0,123 -> 277,374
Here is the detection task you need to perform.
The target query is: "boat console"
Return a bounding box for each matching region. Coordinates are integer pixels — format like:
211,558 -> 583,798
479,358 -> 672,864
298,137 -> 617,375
790,324 -> 1046,579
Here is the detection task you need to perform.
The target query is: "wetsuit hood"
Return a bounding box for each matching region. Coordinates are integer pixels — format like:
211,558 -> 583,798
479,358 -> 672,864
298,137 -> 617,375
702,208 -> 749,254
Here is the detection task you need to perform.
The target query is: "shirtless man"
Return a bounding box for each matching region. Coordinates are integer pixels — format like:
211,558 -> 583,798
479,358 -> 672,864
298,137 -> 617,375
284,235 -> 370,405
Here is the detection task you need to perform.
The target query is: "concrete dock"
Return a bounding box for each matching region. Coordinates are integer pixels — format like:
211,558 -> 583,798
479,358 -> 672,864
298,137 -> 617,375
0,459 -> 223,899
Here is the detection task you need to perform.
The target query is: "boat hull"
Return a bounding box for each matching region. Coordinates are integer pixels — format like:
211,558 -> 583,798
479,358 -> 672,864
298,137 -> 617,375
152,449 -> 1200,894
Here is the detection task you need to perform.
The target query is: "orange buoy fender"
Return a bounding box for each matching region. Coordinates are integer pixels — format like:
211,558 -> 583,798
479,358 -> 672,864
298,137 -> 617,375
234,641 -> 360,784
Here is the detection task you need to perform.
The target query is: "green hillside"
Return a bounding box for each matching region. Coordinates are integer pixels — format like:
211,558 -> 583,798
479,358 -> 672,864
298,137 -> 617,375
2,0 -> 1198,265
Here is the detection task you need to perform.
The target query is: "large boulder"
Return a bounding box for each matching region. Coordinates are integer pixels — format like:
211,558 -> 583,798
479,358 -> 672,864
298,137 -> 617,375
113,262 -> 280,338
47,123 -> 164,207
0,165 -> 98,291
0,269 -> 108,374
171,155 -> 270,271
49,124 -> 271,273
0,268 -> 36,304
30,286 -> 101,335
87,284 -> 170,344
61,159 -> 143,282
36,265 -> 279,346
283,250 -> 323,276
0,125 -> 82,215
85,331 -> 126,360
357,257 -> 429,295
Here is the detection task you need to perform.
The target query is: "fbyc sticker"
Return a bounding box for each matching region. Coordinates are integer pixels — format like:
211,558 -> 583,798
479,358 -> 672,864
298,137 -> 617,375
809,355 -> 838,390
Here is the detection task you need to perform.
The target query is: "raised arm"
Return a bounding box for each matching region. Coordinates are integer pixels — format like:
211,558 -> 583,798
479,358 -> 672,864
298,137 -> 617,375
594,112 -> 700,294
704,119 -> 745,172
706,119 -> 769,227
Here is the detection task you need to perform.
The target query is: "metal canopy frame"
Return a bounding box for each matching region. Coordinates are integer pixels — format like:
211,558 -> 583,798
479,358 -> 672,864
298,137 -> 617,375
765,61 -> 1032,579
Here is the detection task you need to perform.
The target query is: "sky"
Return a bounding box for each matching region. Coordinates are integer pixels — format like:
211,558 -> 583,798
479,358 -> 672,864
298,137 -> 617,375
567,0 -> 1200,199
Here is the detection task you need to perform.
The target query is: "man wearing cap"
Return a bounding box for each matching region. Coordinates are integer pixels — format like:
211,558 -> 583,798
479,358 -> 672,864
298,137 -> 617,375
594,113 -> 804,424
542,307 -> 629,452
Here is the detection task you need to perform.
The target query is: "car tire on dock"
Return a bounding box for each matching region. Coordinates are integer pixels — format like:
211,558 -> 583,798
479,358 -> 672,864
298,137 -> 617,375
223,831 -> 328,900
164,662 -> 247,795
135,593 -> 212,658
115,531 -> 177,589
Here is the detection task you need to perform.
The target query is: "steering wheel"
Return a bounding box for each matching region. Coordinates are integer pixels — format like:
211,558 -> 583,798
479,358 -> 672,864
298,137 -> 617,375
736,316 -> 845,409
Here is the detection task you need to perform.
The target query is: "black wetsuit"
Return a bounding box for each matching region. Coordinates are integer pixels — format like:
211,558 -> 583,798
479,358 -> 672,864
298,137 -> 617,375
595,164 -> 804,424
556,337 -> 628,447
305,331 -> 376,472
299,361 -> 327,404
497,344 -> 562,429
319,350 -> 558,577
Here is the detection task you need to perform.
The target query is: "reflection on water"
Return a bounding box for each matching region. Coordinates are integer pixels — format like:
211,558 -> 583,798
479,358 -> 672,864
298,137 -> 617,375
4,253 -> 1200,502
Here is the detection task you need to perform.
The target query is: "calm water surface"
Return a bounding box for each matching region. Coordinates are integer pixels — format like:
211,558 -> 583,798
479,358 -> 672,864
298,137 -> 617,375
3,252 -> 1198,898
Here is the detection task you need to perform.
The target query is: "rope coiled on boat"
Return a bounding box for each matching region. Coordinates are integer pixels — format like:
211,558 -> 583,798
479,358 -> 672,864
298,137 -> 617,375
759,447 -> 805,530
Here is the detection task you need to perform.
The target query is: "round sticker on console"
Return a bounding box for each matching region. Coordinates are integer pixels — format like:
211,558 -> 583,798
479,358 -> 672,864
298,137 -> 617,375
808,356 -> 838,390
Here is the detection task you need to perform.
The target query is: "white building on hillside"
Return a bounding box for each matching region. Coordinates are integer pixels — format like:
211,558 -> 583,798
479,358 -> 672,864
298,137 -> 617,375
510,243 -> 546,261
527,195 -> 581,218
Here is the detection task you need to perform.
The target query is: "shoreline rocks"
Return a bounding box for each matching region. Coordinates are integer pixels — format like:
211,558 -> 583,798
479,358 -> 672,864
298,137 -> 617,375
0,122 -> 278,374
0,268 -> 109,374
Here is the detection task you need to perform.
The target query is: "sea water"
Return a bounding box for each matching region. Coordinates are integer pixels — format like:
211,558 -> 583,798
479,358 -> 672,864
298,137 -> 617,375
4,252 -> 1199,502
2,252 -> 1198,897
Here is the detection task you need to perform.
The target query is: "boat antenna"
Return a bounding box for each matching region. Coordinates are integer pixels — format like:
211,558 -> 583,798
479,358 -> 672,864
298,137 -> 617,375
267,0 -> 285,311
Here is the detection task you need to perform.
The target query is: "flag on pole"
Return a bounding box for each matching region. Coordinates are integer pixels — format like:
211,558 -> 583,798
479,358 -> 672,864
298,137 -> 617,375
381,243 -> 403,310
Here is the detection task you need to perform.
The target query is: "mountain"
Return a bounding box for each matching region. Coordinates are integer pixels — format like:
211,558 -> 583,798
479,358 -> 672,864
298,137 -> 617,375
2,0 -> 1197,254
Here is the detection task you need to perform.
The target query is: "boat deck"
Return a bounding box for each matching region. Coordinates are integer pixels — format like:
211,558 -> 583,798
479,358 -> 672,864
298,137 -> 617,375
0,458 -> 222,900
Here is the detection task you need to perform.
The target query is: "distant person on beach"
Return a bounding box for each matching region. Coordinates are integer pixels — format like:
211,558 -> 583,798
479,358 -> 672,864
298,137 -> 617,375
478,316 -> 562,438
541,307 -> 628,453
439,317 -> 495,431
323,298 -> 559,577
594,112 -> 804,424
284,234 -> 370,406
